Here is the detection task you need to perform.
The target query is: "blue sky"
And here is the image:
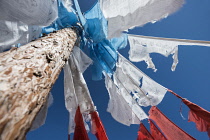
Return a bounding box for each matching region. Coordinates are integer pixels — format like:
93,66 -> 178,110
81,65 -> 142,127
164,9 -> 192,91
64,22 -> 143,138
27,0 -> 210,139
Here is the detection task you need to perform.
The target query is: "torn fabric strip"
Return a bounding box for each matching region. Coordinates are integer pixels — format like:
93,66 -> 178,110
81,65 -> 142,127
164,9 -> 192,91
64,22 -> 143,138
64,47 -> 94,134
61,0 -> 73,12
89,34 -> 127,80
42,1 -> 78,34
114,66 -> 152,107
73,106 -> 90,140
84,2 -> 108,43
117,54 -> 167,106
0,21 -> 42,52
30,92 -> 53,131
90,111 -> 108,140
100,0 -> 185,38
105,73 -> 148,126
149,119 -> 167,140
128,34 -> 210,71
72,46 -> 93,73
169,90 -> 210,137
149,106 -> 196,140
0,0 -> 58,26
137,123 -> 154,140
182,98 -> 210,137
84,2 -> 128,80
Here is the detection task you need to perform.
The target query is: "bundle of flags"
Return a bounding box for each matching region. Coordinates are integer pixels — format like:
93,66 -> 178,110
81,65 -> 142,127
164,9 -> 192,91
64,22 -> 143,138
1,0 -> 210,139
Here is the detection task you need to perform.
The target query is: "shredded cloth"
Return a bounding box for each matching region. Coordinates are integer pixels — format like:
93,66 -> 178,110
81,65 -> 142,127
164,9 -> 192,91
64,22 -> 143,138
128,34 -> 210,72
73,106 -> 90,140
100,0 -> 185,38
0,21 -> 42,52
30,92 -> 53,131
90,111 -> 109,140
169,89 -> 210,137
105,73 -> 147,126
64,47 -> 94,134
137,123 -> 154,140
0,0 -> 74,52
149,106 -> 196,140
0,0 -> 58,26
149,119 -> 167,140
116,54 -> 167,106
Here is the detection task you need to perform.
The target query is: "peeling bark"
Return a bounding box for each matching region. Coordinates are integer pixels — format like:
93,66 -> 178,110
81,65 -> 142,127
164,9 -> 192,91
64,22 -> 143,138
0,28 -> 77,140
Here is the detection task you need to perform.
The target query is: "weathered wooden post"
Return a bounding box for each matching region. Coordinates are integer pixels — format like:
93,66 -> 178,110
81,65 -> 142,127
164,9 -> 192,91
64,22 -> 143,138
0,28 -> 77,140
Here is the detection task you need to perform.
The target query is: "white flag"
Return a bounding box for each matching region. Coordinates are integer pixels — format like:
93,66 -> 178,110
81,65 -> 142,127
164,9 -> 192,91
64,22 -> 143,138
0,0 -> 58,26
117,54 -> 167,106
64,47 -> 94,133
128,34 -> 210,71
105,73 -> 148,126
100,0 -> 185,38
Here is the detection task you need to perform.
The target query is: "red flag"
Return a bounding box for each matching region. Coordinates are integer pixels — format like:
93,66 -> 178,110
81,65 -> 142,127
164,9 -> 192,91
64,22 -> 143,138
73,106 -> 89,140
149,106 -> 196,140
149,119 -> 167,140
183,99 -> 210,137
169,89 -> 210,137
90,111 -> 108,140
137,123 -> 154,140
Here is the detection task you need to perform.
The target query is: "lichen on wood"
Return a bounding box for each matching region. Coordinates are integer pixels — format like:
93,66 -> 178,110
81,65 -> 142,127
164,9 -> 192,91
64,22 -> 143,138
0,28 -> 77,140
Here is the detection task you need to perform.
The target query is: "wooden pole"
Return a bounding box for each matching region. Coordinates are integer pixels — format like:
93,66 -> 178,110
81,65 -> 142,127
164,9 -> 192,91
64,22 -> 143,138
0,28 -> 77,140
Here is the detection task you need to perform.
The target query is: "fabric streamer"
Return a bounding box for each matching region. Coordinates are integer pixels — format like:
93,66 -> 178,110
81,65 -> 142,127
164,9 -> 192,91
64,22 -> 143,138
149,106 -> 196,140
83,2 -> 128,80
116,54 -> 167,106
128,34 -> 210,71
168,89 -> 210,137
73,0 -> 86,26
73,106 -> 90,140
0,0 -> 58,26
105,73 -> 148,126
89,35 -> 127,80
0,21 -> 42,52
137,123 -> 154,140
100,0 -> 185,38
90,111 -> 108,140
0,0 -> 58,51
64,47 -> 94,134
30,92 -> 53,131
84,2 -> 108,43
61,0 -> 73,12
42,0 -> 78,34
149,119 -> 167,140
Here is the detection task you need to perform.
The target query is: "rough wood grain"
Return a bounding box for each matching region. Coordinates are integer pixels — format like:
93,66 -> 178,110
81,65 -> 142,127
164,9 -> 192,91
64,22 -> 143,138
0,28 -> 77,140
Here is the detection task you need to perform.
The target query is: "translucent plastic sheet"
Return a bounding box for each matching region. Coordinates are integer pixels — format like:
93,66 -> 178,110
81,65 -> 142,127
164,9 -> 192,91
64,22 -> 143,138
64,47 -> 94,133
0,0 -> 58,26
105,73 -> 148,126
100,0 -> 185,38
117,54 -> 167,106
128,35 -> 210,71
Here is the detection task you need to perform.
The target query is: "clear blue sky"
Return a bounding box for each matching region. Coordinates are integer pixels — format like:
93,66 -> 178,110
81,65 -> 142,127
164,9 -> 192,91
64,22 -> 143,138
27,0 -> 210,139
